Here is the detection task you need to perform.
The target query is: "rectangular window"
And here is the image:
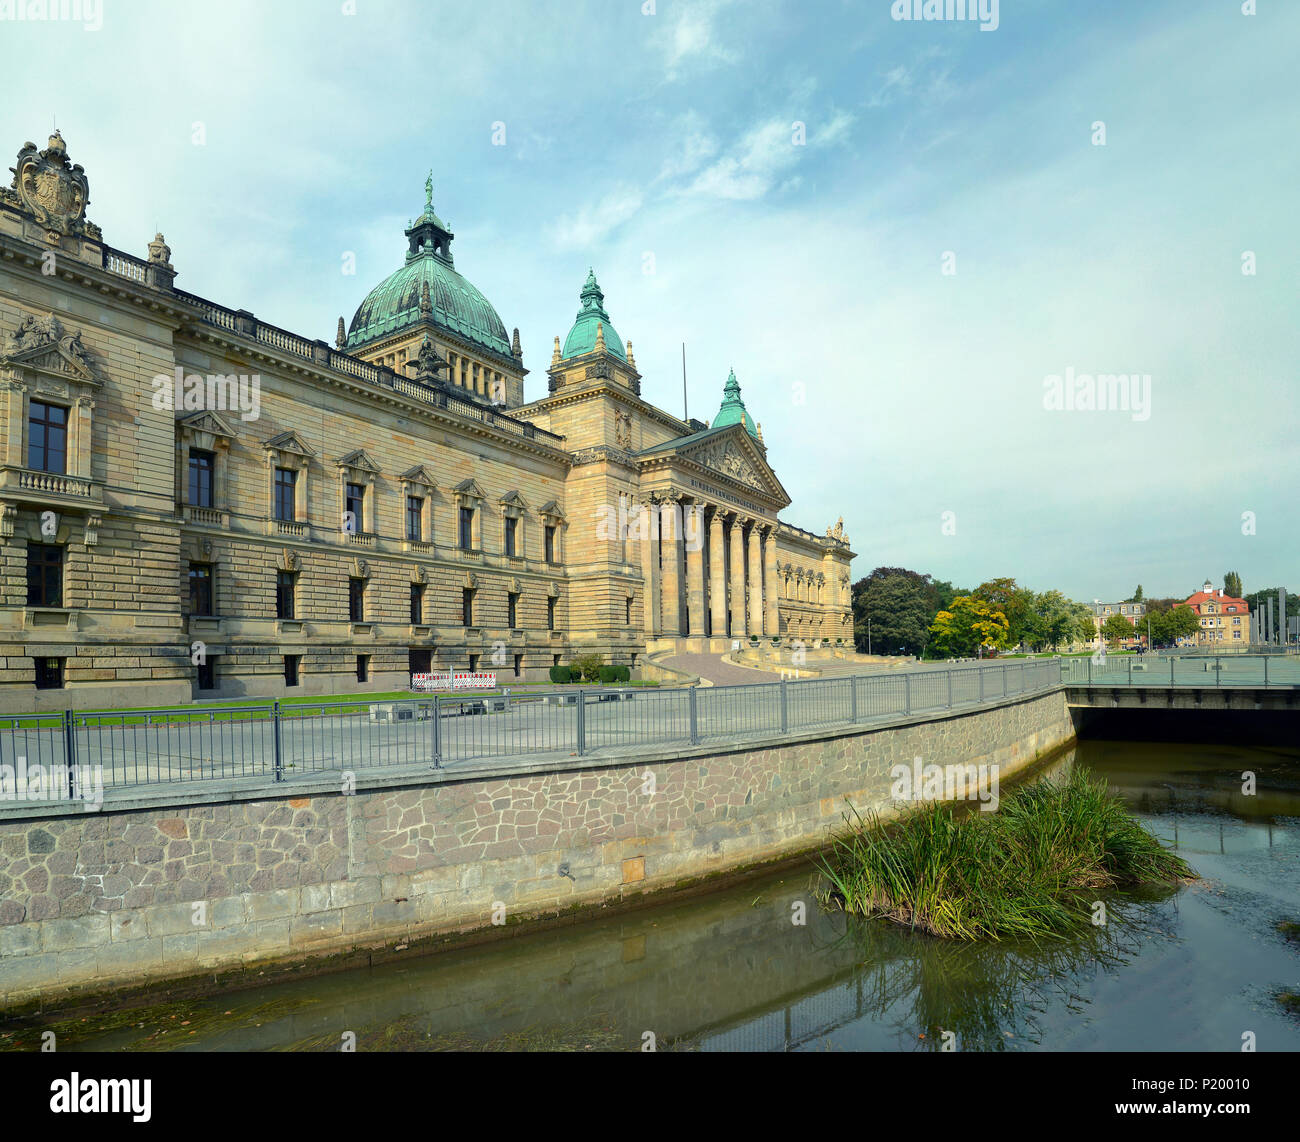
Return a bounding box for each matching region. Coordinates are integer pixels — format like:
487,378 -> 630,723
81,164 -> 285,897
27,401 -> 68,474
504,516 -> 518,558
356,655 -> 369,683
188,563 -> 214,616
349,577 -> 365,622
544,524 -> 556,563
345,483 -> 365,532
626,597 -> 632,624
275,467 -> 297,521
406,495 -> 423,541
276,571 -> 296,620
34,656 -> 64,690
547,595 -> 556,631
513,654 -> 522,678
196,658 -> 215,691
508,592 -> 518,629
468,653 -> 479,673
188,449 -> 215,507
284,655 -> 300,687
410,583 -> 424,625
459,506 -> 474,551
26,543 -> 63,607
462,587 -> 475,627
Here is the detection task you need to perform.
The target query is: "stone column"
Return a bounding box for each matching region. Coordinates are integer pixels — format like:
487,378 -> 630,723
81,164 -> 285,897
764,528 -> 780,636
747,523 -> 764,635
74,396 -> 94,480
659,495 -> 682,636
709,509 -> 727,639
684,501 -> 706,637
728,515 -> 747,639
640,496 -> 660,636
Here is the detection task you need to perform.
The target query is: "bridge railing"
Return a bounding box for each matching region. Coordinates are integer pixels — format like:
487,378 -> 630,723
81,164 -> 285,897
1061,653 -> 1300,687
0,659 -> 1064,810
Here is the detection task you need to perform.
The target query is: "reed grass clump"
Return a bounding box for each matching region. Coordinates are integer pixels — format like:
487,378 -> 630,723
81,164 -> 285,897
816,770 -> 1193,941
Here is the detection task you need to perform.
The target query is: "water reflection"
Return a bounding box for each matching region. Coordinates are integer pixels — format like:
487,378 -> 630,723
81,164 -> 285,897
7,738 -> 1299,1052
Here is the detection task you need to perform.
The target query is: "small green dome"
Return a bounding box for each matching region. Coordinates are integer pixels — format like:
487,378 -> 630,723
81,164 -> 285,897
713,368 -> 758,437
561,269 -> 626,361
346,180 -> 511,359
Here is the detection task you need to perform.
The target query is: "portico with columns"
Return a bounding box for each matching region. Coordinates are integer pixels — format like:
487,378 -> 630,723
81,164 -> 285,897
513,280 -> 856,659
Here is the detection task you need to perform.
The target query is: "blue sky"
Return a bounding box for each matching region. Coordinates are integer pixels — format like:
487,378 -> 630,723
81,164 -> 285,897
4,0 -> 1296,603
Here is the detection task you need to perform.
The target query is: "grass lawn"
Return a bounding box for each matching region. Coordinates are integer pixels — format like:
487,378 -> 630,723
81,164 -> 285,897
3,679 -> 661,726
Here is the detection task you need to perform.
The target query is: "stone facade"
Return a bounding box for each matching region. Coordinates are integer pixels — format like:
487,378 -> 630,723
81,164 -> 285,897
0,131 -> 852,713
0,689 -> 1075,1006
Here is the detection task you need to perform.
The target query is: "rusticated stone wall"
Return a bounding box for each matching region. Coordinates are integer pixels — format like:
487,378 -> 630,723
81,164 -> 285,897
0,689 -> 1075,1007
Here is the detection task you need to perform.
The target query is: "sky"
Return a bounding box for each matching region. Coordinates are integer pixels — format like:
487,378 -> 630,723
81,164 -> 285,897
3,0 -> 1296,603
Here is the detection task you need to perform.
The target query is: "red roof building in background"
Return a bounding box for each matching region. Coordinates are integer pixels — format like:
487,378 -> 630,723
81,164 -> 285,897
1182,580 -> 1249,646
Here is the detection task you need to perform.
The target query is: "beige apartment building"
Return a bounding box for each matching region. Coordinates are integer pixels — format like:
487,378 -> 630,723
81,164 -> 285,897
0,132 -> 853,711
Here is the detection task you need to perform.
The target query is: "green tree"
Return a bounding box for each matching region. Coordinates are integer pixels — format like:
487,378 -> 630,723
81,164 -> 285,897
1244,588 -> 1299,620
1167,605 -> 1202,642
974,578 -> 1034,648
1030,590 -> 1093,651
1224,571 -> 1242,598
1101,613 -> 1135,647
1125,585 -> 1144,603
928,595 -> 1010,658
854,573 -> 933,656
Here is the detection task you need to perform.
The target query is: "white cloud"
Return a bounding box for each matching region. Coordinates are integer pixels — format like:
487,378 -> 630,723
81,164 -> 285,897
549,186 -> 646,250
663,0 -> 739,75
685,110 -> 852,201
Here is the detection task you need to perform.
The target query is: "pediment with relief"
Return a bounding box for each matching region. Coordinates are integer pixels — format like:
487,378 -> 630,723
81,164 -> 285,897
668,429 -> 789,506
1,312 -> 99,386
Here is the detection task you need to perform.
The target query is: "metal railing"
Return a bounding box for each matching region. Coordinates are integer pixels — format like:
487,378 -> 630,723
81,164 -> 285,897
0,659 -> 1063,808
1061,652 -> 1300,688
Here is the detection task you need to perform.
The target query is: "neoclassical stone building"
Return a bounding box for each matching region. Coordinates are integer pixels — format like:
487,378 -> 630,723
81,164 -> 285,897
0,133 -> 853,711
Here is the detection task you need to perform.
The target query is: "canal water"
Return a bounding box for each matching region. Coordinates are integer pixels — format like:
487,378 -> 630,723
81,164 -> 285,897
6,738 -> 1299,1052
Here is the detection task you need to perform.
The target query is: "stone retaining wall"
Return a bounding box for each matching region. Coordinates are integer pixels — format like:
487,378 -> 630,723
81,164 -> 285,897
0,689 -> 1075,1007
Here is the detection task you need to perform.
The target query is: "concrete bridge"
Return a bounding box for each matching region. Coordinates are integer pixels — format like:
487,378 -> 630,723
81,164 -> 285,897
1060,653 -> 1300,711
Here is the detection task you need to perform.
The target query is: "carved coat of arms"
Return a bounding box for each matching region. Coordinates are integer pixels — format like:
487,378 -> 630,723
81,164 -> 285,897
9,132 -> 90,236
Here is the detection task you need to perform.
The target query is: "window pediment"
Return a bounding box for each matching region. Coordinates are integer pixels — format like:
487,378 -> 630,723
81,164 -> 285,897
337,449 -> 381,477
538,499 -> 566,524
263,430 -> 315,468
179,409 -> 238,451
499,489 -> 530,516
1,312 -> 100,389
400,464 -> 437,491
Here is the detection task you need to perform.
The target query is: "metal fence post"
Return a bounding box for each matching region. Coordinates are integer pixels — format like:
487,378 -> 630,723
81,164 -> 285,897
272,700 -> 284,783
432,694 -> 442,769
979,667 -> 986,702
1170,657 -> 1175,688
946,669 -> 953,709
850,675 -> 858,723
1128,657 -> 1133,687
1088,656 -> 1093,685
576,692 -> 586,755
780,679 -> 788,734
1215,656 -> 1221,687
688,685 -> 699,745
1264,655 -> 1270,688
903,674 -> 911,715
63,709 -> 76,800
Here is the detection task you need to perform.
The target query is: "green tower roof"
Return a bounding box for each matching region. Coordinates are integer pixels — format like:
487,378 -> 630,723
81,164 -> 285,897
712,368 -> 758,437
561,269 -> 626,361
346,178 -> 512,359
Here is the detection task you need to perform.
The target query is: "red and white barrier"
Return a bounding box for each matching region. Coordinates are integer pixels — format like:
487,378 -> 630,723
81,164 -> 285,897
411,671 -> 498,692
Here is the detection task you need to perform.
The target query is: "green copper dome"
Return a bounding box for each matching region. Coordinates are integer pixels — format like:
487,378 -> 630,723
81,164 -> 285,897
713,368 -> 758,437
346,178 -> 512,359
561,269 -> 626,361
